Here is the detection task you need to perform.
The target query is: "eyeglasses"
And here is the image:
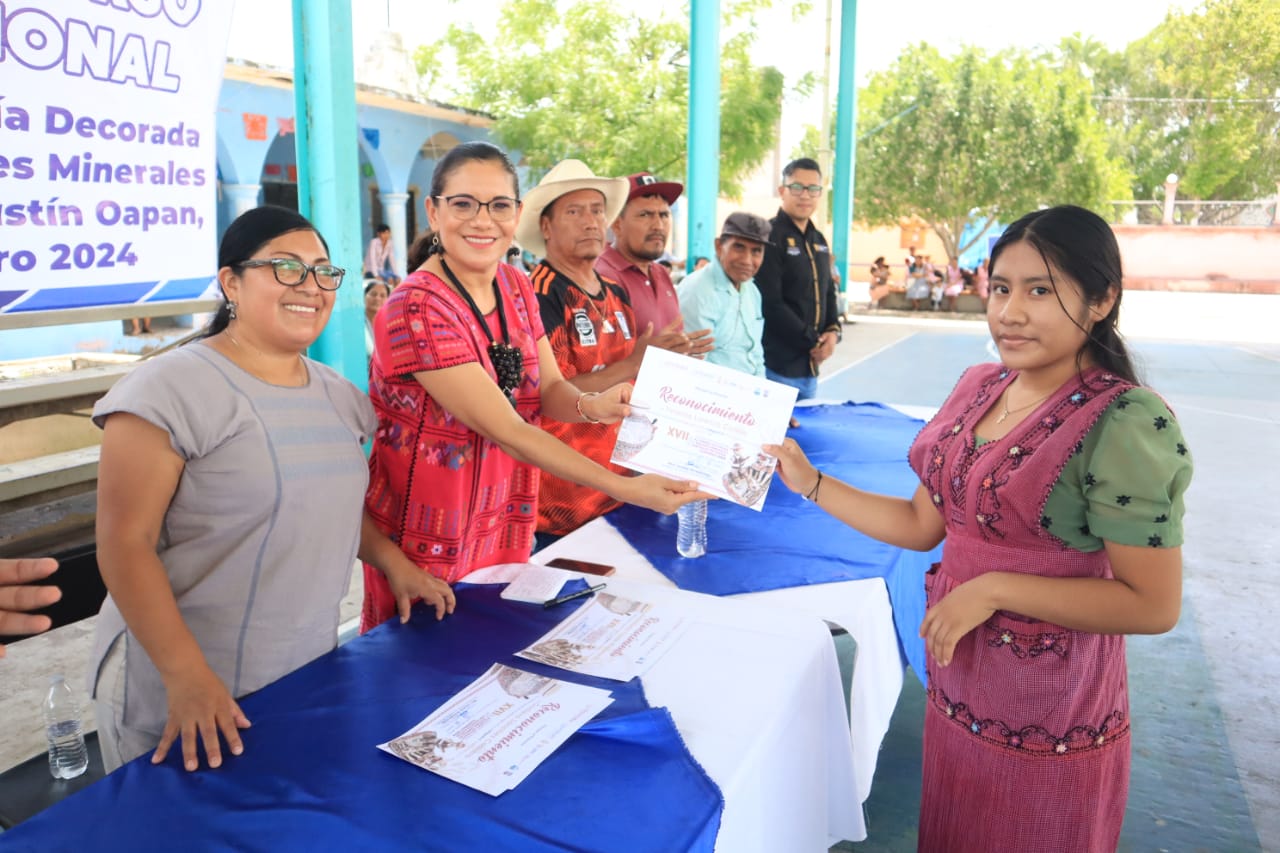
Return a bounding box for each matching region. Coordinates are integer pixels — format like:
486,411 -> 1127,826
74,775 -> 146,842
238,258 -> 345,291
435,194 -> 521,222
784,183 -> 824,197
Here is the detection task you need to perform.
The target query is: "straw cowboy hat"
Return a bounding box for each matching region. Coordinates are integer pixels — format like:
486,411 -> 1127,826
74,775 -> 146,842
514,160 -> 629,257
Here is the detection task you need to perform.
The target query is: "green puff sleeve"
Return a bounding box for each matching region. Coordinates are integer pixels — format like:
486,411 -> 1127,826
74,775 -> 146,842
1041,388 -> 1194,552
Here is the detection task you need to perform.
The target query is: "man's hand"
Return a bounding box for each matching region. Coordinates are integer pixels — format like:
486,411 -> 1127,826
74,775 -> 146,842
649,315 -> 691,353
682,327 -> 715,359
810,331 -> 838,365
627,317 -> 684,371
0,557 -> 61,657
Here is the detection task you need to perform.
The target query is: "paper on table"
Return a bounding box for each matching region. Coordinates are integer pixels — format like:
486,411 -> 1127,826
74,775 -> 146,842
515,592 -> 688,681
465,563 -> 541,585
611,347 -> 797,510
378,663 -> 614,796
500,565 -> 572,604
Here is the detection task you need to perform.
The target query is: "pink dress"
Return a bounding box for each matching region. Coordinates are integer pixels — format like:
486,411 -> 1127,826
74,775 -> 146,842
944,263 -> 964,297
908,364 -> 1134,852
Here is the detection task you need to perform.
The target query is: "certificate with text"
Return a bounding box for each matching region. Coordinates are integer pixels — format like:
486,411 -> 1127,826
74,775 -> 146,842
611,347 -> 798,510
378,663 -> 614,796
516,593 -> 688,681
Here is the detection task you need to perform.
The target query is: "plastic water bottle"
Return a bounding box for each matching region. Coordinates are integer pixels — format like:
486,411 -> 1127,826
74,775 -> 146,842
44,674 -> 89,780
676,499 -> 708,558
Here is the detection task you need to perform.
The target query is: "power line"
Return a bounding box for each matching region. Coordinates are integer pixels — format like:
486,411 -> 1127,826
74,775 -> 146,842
1093,96 -> 1280,105
857,102 -> 920,141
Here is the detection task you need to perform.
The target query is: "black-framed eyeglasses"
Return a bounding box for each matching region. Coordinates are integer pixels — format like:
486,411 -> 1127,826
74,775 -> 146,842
784,183 -> 824,197
238,258 -> 345,291
435,194 -> 521,222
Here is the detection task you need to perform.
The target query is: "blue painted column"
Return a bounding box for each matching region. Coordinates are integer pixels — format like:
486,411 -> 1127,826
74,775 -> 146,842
292,0 -> 366,389
831,0 -> 858,293
686,0 -> 720,272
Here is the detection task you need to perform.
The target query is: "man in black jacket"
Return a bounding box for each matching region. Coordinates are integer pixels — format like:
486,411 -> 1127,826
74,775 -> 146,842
755,157 -> 842,400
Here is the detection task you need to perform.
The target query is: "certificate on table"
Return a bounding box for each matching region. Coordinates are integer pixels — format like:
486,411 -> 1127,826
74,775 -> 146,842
611,347 -> 797,510
378,663 -> 614,796
516,592 -> 688,681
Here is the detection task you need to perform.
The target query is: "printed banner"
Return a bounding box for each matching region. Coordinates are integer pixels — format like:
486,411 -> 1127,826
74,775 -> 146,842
0,1 -> 234,313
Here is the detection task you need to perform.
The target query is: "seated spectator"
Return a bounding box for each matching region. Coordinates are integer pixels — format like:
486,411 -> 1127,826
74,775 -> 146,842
365,223 -> 401,288
868,256 -> 892,310
905,254 -> 931,310
943,257 -> 965,311
930,269 -> 947,310
974,258 -> 990,308
364,277 -> 392,357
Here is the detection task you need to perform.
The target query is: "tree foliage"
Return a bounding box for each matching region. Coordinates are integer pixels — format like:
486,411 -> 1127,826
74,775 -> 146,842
415,0 -> 786,196
1104,0 -> 1280,206
854,45 -> 1130,260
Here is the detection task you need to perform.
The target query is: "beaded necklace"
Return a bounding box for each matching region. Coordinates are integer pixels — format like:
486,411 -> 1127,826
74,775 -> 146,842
439,257 -> 523,410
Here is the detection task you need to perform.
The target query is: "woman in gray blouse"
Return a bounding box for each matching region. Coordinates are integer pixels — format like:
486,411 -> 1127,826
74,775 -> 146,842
90,207 -> 453,773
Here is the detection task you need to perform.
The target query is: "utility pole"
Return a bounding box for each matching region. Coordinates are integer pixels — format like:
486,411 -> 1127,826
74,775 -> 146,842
816,0 -> 834,230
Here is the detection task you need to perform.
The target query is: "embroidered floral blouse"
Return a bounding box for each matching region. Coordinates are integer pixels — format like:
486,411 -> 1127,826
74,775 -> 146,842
976,387 -> 1193,551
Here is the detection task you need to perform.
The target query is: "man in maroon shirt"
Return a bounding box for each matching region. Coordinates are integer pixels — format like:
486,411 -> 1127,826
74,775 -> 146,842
595,172 -> 712,357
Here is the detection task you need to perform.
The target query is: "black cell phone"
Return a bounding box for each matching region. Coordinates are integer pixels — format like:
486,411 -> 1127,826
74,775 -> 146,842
545,557 -> 616,576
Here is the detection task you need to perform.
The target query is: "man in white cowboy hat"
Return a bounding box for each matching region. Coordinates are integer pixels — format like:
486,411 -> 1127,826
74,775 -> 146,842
595,172 -> 713,357
517,160 -> 691,545
677,211 -> 772,378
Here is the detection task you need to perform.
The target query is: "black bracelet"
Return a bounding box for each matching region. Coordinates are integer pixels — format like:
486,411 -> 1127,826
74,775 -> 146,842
804,470 -> 823,502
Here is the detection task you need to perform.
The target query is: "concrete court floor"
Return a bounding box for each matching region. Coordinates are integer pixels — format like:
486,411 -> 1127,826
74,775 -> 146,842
823,289 -> 1278,851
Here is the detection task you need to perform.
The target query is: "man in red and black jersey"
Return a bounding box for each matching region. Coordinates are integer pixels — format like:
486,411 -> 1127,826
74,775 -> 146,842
515,160 -> 691,543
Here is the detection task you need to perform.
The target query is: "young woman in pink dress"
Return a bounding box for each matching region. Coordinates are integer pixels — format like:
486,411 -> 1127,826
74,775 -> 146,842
768,205 -> 1192,851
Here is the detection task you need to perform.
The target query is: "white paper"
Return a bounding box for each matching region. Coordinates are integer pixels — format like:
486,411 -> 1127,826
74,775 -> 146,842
378,663 -> 614,796
500,566 -> 572,604
465,562 -> 541,585
611,347 -> 798,510
515,593 -> 689,681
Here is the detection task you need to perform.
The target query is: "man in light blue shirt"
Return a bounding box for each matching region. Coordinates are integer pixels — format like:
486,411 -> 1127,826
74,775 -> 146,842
678,212 -> 770,377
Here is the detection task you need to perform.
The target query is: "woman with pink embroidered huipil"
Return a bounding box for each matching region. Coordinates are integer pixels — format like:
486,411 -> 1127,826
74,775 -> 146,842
767,205 -> 1192,851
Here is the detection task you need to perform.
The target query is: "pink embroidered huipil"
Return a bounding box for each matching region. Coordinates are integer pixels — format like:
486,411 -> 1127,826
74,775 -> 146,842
908,363 -> 1134,853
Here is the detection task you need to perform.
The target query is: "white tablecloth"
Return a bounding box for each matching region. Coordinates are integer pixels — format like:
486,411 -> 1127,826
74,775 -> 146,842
531,518 -> 908,845
467,564 -> 863,852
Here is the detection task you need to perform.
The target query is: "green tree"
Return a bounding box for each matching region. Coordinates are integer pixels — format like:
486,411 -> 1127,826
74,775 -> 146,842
854,45 -> 1130,260
416,0 -> 787,196
1108,0 -> 1280,212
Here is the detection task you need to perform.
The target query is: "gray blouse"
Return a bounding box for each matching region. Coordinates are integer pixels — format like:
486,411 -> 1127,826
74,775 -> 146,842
89,343 -> 376,734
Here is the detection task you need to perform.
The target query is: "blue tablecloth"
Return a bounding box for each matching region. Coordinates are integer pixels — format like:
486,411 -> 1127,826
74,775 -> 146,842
1,585 -> 723,853
607,402 -> 940,676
